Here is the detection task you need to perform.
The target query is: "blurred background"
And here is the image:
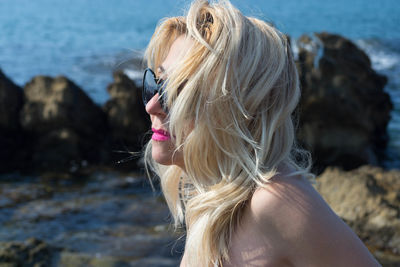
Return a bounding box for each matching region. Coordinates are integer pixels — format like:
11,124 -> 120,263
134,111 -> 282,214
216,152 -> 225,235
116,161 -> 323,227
1,0 -> 399,165
0,0 -> 399,266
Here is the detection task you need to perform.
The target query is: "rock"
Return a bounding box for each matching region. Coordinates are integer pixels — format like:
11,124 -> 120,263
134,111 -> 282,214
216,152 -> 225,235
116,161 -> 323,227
20,76 -> 109,172
128,257 -> 181,267
21,76 -> 106,136
315,166 -> 400,261
59,252 -> 130,267
296,32 -> 392,171
0,181 -> 54,209
0,69 -> 23,131
0,239 -> 134,267
0,69 -> 26,173
0,238 -> 55,267
103,71 -> 150,167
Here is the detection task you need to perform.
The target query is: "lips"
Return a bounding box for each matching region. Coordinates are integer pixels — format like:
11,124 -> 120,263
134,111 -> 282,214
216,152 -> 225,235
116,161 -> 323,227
152,128 -> 171,141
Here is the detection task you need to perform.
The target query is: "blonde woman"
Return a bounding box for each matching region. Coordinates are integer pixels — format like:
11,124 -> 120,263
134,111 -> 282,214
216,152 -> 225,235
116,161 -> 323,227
142,0 -> 380,266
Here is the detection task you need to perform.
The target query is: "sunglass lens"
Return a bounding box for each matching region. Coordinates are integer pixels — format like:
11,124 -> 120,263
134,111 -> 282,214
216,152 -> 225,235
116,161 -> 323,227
158,85 -> 168,111
143,69 -> 157,105
142,68 -> 168,112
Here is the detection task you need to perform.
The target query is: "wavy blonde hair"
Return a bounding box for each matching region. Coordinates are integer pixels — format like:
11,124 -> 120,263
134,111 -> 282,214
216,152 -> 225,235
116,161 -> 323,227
143,0 -> 313,266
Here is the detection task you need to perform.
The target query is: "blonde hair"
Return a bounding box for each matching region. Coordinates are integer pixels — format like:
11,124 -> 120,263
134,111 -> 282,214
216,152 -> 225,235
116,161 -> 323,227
144,0 -> 313,266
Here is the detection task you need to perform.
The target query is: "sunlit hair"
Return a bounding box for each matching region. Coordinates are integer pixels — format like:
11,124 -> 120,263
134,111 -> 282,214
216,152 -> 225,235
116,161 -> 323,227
143,0 -> 314,266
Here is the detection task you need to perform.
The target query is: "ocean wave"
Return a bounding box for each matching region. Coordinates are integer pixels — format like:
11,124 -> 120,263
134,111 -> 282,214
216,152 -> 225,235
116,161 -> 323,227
124,69 -> 144,85
356,39 -> 400,72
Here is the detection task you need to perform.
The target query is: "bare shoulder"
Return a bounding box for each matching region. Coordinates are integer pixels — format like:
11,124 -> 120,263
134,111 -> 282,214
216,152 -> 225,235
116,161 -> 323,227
249,174 -> 381,267
250,174 -> 331,233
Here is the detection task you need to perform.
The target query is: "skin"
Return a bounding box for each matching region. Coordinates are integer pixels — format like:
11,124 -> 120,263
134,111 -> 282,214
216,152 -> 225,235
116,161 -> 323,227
145,36 -> 190,170
222,172 -> 381,267
146,37 -> 381,267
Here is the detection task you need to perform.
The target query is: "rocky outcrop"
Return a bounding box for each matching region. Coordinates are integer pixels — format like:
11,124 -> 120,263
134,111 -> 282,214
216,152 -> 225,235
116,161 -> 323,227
0,70 -> 150,173
0,69 -> 26,172
0,31 -> 395,173
316,166 -> 400,263
0,172 -> 183,266
296,32 -> 392,171
0,238 -> 55,266
103,71 -> 150,166
0,69 -> 23,130
20,76 -> 109,172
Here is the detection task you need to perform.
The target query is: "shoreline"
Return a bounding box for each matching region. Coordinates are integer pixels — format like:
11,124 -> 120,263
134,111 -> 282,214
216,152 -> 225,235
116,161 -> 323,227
0,165 -> 399,266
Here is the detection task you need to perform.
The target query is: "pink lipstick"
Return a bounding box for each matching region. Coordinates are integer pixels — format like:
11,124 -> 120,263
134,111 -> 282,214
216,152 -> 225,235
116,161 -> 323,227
152,128 -> 171,141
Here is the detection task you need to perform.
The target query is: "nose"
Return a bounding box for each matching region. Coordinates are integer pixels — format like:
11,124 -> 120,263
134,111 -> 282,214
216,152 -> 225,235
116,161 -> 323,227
145,93 -> 167,116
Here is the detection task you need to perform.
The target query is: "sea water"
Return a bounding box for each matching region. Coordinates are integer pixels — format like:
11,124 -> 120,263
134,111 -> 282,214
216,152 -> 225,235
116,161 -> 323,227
0,0 -> 399,167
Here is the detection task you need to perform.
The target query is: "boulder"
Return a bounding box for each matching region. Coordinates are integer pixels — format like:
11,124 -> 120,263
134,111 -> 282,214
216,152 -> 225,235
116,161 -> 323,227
103,71 -> 150,166
315,166 -> 400,262
0,238 -> 55,266
0,69 -> 26,172
58,252 -> 131,267
21,76 -> 106,136
296,32 -> 392,171
20,76 -> 109,171
0,69 -> 23,130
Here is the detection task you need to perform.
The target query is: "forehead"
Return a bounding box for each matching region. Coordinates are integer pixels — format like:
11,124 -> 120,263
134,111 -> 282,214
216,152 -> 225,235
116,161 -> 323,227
158,36 -> 193,75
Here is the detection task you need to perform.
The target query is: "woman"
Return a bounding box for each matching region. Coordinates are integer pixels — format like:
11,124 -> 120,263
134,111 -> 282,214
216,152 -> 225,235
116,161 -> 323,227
142,0 -> 381,266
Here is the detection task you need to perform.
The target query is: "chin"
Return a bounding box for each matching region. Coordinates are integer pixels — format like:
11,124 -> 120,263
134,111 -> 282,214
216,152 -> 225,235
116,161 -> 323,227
152,151 -> 173,165
151,141 -> 174,165
151,141 -> 184,167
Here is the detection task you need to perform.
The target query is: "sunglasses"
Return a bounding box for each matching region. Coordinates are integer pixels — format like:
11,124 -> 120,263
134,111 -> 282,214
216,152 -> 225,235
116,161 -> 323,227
142,68 -> 168,112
